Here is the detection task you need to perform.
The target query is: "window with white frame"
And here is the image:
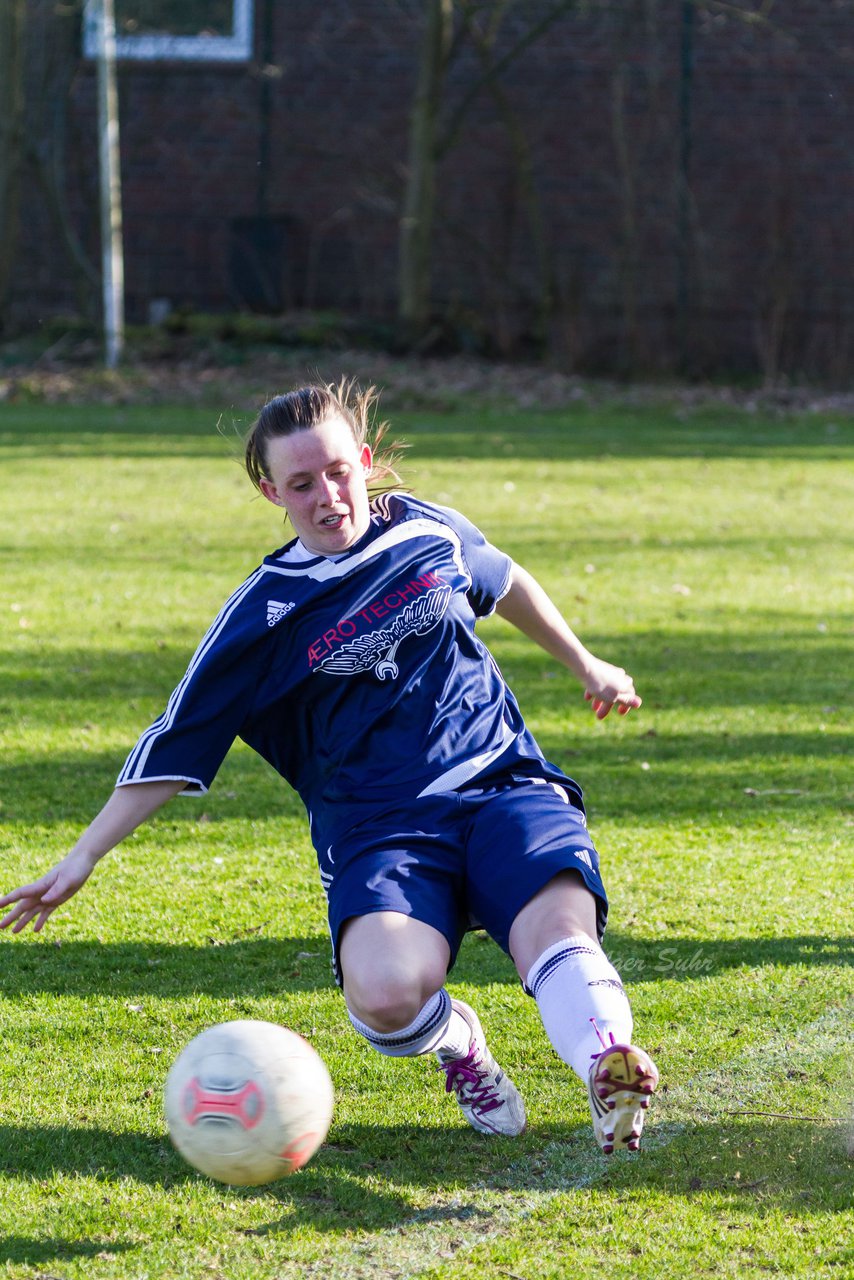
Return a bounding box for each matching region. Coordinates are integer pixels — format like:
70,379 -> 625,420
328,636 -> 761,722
83,0 -> 253,62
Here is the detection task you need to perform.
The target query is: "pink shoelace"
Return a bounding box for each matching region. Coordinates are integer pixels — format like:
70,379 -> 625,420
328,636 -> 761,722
437,1045 -> 503,1115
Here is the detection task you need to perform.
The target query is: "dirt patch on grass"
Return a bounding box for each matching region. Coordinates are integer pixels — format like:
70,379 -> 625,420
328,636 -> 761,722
1,346 -> 852,418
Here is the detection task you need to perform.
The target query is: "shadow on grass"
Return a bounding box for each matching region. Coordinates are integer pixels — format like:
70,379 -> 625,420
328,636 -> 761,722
1,403 -> 852,463
3,626 -> 851,716
1,729 -> 847,834
0,1236 -> 132,1267
2,621 -> 849,827
0,1122 -> 195,1191
0,749 -> 304,826
0,1117 -> 847,1230
0,1122 -> 416,1224
0,932 -> 848,999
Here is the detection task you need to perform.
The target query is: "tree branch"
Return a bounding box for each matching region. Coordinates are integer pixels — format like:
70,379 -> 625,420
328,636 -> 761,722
438,0 -> 577,157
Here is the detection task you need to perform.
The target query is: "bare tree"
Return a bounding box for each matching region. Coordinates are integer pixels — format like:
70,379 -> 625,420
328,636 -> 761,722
456,0 -> 556,350
397,0 -> 578,346
398,0 -> 455,340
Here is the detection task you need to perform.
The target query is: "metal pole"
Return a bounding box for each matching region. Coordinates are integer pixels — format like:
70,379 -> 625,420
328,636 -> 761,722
95,0 -> 125,368
677,0 -> 695,376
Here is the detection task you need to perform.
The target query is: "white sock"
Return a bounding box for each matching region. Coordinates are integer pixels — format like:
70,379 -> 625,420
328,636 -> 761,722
347,988 -> 471,1059
526,935 -> 633,1080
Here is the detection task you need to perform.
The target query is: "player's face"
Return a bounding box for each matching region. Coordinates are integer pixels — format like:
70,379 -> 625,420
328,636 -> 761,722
258,414 -> 373,556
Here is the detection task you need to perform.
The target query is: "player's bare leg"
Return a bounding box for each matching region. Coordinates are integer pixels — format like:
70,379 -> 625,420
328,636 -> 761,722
510,871 -> 659,1152
508,869 -> 599,976
340,912 -> 449,1032
341,912 -> 526,1135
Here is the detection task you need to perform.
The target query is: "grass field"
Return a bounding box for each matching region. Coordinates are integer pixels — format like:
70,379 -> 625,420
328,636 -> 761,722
0,387 -> 852,1279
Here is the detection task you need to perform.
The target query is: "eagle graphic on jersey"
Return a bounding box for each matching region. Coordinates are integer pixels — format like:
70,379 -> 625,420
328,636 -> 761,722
316,584 -> 452,681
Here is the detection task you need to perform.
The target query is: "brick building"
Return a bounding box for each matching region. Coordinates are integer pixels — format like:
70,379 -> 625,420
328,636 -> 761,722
9,0 -> 854,378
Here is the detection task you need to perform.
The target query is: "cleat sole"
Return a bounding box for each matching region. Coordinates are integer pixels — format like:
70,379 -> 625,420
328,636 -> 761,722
587,1042 -> 659,1154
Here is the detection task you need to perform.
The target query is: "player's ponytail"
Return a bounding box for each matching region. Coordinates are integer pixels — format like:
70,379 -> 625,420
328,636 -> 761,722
244,381 -> 407,496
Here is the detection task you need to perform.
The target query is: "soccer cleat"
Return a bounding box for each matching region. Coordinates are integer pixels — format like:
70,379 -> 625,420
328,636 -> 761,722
436,999 -> 527,1136
587,1021 -> 659,1154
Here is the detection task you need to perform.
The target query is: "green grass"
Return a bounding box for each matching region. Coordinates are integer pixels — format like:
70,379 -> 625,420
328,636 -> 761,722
0,393 -> 852,1279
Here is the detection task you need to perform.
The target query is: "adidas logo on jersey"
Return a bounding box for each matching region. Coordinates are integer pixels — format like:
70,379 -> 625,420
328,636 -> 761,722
267,599 -> 295,627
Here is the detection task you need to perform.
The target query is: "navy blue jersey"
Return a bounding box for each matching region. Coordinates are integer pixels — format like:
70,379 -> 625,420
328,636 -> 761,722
117,494 -> 558,850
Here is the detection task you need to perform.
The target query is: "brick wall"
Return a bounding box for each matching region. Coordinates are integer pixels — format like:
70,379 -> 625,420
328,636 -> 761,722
10,0 -> 854,378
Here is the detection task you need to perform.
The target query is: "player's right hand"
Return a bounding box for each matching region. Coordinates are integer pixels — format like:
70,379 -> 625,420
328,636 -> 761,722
581,656 -> 642,719
0,849 -> 98,934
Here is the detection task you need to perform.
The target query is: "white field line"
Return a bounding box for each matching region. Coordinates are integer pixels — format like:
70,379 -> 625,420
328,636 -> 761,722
276,1000 -> 853,1279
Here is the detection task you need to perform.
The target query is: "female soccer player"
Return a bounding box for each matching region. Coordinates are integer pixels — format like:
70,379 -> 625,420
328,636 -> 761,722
0,382 -> 658,1153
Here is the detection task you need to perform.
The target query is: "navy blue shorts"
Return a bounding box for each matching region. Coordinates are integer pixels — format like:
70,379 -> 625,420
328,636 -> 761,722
321,765 -> 607,985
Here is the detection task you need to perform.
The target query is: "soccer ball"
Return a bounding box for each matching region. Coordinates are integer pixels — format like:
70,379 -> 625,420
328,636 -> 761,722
164,1019 -> 334,1185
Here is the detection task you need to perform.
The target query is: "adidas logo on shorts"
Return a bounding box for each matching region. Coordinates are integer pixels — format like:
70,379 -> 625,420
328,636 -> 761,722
267,599 -> 295,627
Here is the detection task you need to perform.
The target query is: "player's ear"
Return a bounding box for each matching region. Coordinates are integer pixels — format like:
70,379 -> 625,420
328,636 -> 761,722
360,444 -> 373,475
258,477 -> 285,507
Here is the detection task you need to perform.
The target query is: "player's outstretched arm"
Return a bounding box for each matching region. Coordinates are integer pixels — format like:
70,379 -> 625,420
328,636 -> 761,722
0,778 -> 186,934
494,561 -> 642,720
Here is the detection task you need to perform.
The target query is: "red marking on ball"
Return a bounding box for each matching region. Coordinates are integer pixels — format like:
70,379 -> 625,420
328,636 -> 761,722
280,1131 -> 319,1171
183,1077 -> 265,1129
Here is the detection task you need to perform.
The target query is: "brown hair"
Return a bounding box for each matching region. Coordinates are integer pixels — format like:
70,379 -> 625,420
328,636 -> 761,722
244,380 -> 406,494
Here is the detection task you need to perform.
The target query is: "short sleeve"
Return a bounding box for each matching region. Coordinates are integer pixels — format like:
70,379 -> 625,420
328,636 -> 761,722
117,586 -> 269,793
427,503 -> 512,617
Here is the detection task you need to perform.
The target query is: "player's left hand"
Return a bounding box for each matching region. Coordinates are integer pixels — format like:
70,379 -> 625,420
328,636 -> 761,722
581,657 -> 642,719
